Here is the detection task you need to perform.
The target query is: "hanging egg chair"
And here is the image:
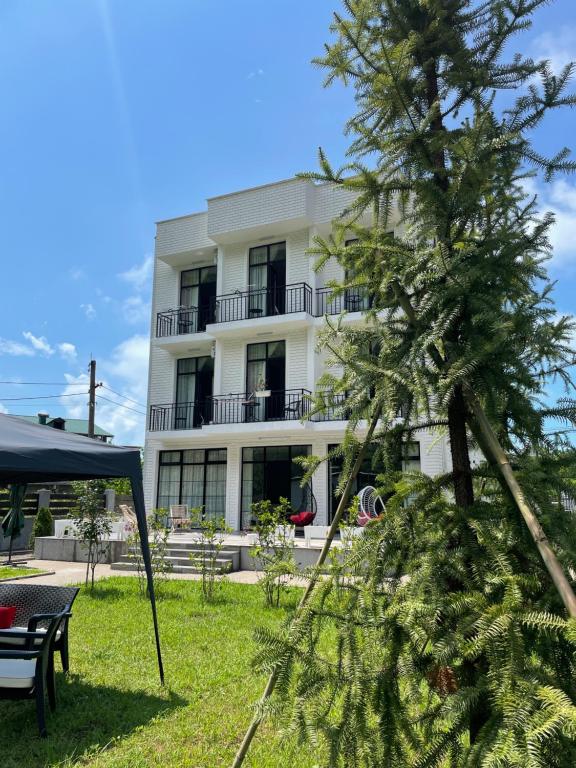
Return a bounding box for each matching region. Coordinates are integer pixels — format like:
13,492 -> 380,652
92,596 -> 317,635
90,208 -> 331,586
357,486 -> 385,526
289,483 -> 318,527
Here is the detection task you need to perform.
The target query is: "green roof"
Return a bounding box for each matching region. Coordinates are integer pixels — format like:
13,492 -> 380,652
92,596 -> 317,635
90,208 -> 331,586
13,414 -> 113,438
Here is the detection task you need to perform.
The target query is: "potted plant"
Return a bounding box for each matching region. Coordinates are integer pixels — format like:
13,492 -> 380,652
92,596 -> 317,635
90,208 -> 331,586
254,377 -> 271,398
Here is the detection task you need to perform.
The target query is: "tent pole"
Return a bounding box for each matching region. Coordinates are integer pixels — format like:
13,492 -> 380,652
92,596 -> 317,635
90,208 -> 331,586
131,477 -> 165,684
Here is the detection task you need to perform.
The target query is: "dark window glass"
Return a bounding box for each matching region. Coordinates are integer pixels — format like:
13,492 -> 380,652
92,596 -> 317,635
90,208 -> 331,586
241,445 -> 311,528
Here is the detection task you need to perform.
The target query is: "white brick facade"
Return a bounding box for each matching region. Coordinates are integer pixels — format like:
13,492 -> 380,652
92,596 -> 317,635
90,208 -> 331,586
144,177 -> 450,527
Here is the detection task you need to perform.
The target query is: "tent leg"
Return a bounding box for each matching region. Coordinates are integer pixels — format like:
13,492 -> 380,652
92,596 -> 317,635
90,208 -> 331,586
131,478 -> 165,684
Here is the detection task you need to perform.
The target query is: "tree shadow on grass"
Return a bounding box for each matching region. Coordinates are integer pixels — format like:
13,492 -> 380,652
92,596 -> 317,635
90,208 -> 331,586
0,674 -> 187,768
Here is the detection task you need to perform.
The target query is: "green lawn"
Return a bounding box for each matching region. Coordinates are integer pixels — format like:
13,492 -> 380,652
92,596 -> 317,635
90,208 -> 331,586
0,565 -> 47,580
0,577 -> 322,768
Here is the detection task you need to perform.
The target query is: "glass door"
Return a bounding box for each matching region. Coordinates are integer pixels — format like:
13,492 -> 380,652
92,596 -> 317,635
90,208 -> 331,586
180,266 -> 217,332
246,340 -> 285,421
248,242 -> 286,317
175,356 -> 214,428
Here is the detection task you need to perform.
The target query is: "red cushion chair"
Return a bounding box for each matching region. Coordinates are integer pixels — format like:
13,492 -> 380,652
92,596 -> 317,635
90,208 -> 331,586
0,606 -> 17,629
289,511 -> 315,527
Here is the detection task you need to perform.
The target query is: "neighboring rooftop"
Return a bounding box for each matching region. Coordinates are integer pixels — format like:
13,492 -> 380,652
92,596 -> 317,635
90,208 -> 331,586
12,413 -> 113,441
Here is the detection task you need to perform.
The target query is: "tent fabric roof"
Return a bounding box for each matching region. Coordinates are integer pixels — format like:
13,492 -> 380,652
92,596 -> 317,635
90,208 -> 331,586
13,414 -> 113,439
0,413 -> 138,484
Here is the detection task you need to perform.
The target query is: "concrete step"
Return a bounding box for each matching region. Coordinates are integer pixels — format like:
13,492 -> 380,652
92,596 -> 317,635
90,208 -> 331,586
125,547 -> 239,568
110,560 -> 232,575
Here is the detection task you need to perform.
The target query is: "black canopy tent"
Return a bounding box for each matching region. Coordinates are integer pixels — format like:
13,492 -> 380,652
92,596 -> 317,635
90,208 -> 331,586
0,413 -> 164,683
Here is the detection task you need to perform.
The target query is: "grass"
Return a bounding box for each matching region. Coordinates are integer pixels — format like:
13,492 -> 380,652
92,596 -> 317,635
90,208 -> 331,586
0,577 -> 323,768
0,565 -> 47,580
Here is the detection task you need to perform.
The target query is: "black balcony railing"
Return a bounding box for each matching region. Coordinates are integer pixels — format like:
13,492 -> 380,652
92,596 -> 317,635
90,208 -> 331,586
156,307 -> 200,337
212,283 -> 312,324
149,389 -> 312,431
311,393 -> 351,422
148,401 -> 214,431
315,286 -> 371,316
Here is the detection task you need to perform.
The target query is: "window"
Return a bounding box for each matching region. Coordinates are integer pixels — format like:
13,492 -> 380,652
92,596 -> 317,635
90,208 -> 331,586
157,449 -> 227,522
241,445 -> 310,528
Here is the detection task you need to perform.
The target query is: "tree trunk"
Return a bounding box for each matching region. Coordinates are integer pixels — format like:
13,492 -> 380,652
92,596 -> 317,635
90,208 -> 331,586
447,383 -> 474,508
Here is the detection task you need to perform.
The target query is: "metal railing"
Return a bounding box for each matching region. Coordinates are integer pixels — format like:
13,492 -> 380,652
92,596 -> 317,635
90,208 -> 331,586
148,401 -> 213,431
315,286 -> 371,316
156,307 -> 202,337
212,283 -> 312,324
149,389 -> 311,430
311,393 -> 351,422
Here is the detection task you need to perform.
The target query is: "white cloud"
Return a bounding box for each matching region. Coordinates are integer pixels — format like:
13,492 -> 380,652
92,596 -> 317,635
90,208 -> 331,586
22,331 -> 54,356
247,68 -> 264,79
0,338 -> 35,356
532,26 -> 576,75
80,303 -> 97,320
523,177 -> 576,267
0,402 -> 8,414
58,342 -> 77,361
118,255 -> 153,292
122,295 -> 150,325
68,268 -> 85,281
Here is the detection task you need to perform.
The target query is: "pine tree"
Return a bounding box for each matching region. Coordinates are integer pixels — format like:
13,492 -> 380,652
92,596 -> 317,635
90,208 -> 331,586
233,1 -> 576,766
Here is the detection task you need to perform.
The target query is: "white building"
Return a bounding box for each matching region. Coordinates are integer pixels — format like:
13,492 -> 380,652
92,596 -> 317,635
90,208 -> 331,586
143,177 -> 451,529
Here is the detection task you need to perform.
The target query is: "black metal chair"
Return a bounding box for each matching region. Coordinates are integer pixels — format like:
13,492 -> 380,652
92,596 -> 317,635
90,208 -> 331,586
0,585 -> 79,673
0,608 -> 69,737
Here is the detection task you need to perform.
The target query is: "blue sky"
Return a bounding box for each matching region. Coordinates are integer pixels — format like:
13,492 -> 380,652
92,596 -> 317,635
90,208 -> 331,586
0,0 -> 575,445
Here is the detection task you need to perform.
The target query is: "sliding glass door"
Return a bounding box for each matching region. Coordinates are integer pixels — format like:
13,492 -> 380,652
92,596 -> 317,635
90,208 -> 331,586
180,266 -> 217,332
245,341 -> 285,421
248,242 -> 286,317
175,356 -> 214,428
241,445 -> 310,528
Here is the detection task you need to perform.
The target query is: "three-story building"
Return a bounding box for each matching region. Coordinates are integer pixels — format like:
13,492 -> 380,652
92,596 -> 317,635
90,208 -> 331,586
143,177 -> 452,528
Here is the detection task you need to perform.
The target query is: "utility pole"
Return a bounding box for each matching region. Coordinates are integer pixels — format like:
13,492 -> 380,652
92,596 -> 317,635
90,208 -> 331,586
88,359 -> 97,438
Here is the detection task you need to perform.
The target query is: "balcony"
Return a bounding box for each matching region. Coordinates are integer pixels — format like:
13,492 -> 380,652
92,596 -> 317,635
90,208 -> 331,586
149,389 -> 312,431
156,307 -> 204,337
212,283 -> 312,324
155,283 -> 313,342
315,287 -> 371,316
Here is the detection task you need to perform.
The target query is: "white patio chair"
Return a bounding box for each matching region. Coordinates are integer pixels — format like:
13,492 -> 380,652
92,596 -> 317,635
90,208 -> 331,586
169,504 -> 189,531
119,504 -> 138,536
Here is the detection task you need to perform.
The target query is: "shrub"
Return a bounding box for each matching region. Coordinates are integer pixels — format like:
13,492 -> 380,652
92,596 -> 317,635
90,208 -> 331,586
250,497 -> 297,607
127,510 -> 172,598
29,506 -> 53,548
189,508 -> 232,602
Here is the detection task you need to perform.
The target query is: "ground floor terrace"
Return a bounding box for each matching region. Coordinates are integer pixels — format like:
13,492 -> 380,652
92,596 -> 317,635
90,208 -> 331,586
143,427 -> 451,529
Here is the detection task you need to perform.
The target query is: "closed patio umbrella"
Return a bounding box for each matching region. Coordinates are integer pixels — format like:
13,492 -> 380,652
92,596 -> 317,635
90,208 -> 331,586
1,483 -> 27,563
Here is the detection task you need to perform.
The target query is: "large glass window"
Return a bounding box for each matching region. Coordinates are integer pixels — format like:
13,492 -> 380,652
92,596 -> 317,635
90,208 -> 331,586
241,445 -> 310,528
327,441 -> 420,522
157,448 -> 227,522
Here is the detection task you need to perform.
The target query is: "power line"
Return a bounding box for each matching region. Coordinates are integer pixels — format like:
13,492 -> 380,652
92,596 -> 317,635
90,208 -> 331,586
0,380 -> 86,386
1,393 -> 88,401
100,385 -> 146,408
96,394 -> 146,416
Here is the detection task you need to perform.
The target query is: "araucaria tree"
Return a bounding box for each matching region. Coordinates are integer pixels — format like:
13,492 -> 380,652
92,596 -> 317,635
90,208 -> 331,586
234,1 -> 576,766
